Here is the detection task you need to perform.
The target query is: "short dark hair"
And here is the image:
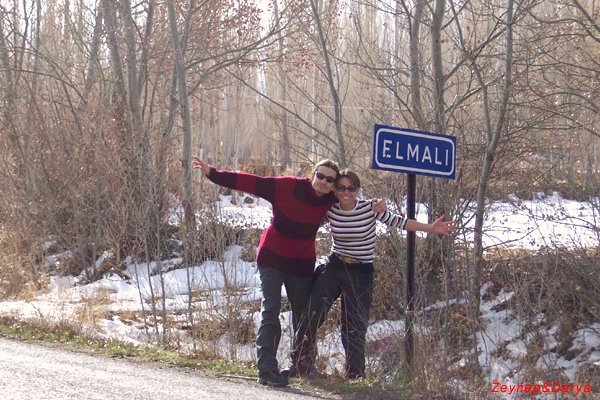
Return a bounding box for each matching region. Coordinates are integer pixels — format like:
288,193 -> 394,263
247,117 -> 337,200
313,159 -> 340,176
337,169 -> 361,188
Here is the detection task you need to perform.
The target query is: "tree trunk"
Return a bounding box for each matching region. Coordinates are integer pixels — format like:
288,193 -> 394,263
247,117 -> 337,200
101,0 -> 129,131
308,0 -> 346,166
0,7 -> 28,183
166,0 -> 195,229
408,0 -> 425,130
472,0 -> 514,317
79,4 -> 103,107
273,0 -> 292,170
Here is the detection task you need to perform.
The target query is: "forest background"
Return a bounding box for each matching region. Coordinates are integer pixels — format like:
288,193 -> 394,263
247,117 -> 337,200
0,0 -> 599,398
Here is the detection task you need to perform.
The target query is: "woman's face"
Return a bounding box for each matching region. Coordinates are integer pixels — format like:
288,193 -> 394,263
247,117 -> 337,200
335,176 -> 358,209
311,166 -> 337,196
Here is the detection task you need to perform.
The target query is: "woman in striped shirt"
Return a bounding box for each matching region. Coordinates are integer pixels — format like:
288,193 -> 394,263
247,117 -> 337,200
285,169 -> 457,380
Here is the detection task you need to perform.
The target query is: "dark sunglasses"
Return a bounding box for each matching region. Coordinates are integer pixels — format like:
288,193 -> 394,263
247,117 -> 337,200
315,171 -> 336,183
336,185 -> 358,192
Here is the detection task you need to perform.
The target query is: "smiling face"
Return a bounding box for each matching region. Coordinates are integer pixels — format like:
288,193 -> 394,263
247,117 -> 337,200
335,176 -> 359,210
311,166 -> 337,196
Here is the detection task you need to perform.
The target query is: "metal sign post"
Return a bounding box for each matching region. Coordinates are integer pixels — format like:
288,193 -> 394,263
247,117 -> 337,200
405,173 -> 416,366
372,124 -> 456,367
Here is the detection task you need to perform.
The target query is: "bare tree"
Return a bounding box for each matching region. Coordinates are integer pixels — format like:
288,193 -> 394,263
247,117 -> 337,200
308,0 -> 346,166
166,0 -> 195,227
0,3 -> 28,182
271,0 -> 292,170
451,0 -> 515,316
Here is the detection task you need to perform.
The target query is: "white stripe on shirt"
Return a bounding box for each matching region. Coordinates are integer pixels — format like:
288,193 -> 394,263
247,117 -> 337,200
326,199 -> 407,263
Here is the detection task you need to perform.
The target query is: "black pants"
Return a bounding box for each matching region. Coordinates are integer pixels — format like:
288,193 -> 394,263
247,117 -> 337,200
257,266 -> 313,373
292,254 -> 374,378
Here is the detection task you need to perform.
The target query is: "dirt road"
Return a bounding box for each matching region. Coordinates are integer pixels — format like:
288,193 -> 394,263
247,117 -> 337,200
0,337 -> 338,400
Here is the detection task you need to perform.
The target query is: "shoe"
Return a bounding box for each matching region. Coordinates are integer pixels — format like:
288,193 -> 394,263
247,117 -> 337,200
281,362 -> 320,379
258,370 -> 289,387
280,365 -> 297,379
345,371 -> 366,380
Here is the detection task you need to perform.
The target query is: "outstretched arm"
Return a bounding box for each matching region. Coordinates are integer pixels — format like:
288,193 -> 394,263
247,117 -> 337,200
192,156 -> 279,202
405,215 -> 458,235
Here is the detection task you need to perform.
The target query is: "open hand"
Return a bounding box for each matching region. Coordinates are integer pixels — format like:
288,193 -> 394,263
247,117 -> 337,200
431,215 -> 458,235
192,157 -> 211,175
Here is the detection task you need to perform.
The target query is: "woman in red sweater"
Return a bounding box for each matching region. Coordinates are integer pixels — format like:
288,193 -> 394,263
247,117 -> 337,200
193,156 -> 339,387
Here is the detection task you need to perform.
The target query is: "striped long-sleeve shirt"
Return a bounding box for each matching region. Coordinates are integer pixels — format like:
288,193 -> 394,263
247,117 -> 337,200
207,167 -> 337,277
326,198 -> 407,263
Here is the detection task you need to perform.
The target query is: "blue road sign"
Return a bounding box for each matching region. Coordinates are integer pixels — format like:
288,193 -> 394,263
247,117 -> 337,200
372,124 -> 456,179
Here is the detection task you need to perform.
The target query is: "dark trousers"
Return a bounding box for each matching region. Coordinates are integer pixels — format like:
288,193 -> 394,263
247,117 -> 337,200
292,254 -> 374,378
256,265 -> 313,373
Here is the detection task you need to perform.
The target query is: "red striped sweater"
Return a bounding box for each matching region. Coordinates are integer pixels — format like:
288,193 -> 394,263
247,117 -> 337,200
207,167 -> 336,277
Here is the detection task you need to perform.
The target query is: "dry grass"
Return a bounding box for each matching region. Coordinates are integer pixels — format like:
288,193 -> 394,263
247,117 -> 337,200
0,235 -> 48,300
364,231 -> 600,397
74,287 -> 115,331
2,209 -> 600,399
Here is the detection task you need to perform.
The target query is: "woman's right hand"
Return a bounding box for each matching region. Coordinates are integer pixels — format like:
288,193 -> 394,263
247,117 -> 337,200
192,156 -> 211,175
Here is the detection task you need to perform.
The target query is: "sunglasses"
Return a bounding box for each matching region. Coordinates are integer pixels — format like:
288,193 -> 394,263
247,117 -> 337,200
336,185 -> 358,192
315,171 -> 336,183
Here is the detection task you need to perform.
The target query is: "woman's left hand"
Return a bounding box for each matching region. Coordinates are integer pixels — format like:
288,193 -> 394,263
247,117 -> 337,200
432,215 -> 458,235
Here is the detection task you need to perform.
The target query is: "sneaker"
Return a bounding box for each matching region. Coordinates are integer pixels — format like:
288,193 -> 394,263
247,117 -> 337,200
345,371 -> 366,380
281,362 -> 320,379
257,370 -> 289,387
280,365 -> 297,379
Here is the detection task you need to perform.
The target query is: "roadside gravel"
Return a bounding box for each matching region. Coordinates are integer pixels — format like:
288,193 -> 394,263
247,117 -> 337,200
0,337 -> 340,400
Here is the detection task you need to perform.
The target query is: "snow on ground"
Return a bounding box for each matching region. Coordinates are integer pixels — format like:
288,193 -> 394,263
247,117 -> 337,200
1,192 -> 599,398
